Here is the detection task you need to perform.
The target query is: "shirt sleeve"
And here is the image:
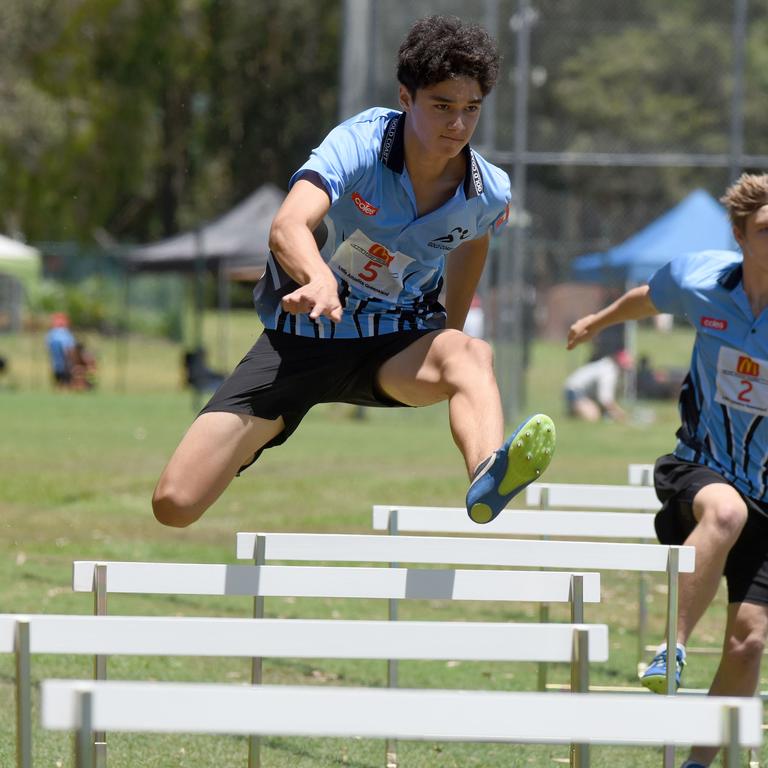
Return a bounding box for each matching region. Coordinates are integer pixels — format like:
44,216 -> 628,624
289,122 -> 370,205
478,171 -> 512,238
647,254 -> 691,316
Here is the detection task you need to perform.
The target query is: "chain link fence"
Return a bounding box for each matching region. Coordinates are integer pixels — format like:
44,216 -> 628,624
342,0 -> 766,417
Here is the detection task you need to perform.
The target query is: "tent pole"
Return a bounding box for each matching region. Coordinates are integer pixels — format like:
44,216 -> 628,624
116,269 -> 130,393
217,261 -> 229,372
624,279 -> 638,403
192,230 -> 205,412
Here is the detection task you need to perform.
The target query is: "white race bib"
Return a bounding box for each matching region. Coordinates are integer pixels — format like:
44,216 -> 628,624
715,346 -> 768,416
328,230 -> 418,302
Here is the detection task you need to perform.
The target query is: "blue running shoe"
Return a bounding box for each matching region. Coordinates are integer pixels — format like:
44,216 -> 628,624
466,413 -> 556,524
640,645 -> 686,694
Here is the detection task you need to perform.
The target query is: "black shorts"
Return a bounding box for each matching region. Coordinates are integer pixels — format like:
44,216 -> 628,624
200,328 -> 436,472
654,453 -> 768,604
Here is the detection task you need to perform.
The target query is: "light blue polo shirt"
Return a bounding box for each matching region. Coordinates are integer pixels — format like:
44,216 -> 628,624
649,250 -> 768,501
254,107 -> 511,339
45,326 -> 75,374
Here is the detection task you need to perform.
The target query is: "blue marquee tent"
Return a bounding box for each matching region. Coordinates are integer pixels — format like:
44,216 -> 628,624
571,189 -> 738,285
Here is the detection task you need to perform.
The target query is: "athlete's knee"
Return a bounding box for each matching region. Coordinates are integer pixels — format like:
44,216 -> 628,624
439,332 -> 495,386
724,628 -> 766,671
152,480 -> 205,528
696,497 -> 748,543
465,335 -> 494,369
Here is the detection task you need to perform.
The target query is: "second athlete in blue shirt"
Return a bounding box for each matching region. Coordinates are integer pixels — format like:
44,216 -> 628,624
567,172 -> 768,768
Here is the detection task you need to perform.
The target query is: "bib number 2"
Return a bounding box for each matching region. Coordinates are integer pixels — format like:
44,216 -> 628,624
715,347 -> 768,415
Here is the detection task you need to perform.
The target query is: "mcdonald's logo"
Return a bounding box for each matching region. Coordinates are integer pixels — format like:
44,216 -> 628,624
367,243 -> 393,267
736,355 -> 760,377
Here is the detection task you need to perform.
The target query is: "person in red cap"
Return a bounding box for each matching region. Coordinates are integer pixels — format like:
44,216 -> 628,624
45,312 -> 76,388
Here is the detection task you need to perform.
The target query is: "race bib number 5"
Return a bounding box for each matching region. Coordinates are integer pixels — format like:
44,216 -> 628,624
328,229 -> 418,301
715,347 -> 768,415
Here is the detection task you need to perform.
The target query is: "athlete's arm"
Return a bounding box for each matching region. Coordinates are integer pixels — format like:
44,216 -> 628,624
444,233 -> 489,331
268,178 -> 342,323
567,284 -> 659,350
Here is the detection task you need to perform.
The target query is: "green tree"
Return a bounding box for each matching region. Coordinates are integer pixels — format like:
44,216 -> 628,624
0,0 -> 69,237
0,0 -> 341,244
490,0 -> 765,282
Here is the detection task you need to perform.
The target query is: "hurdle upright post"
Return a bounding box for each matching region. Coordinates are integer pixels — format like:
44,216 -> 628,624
569,574 -> 584,624
631,465 -> 654,675
249,534 -> 266,768
75,688 -> 94,768
665,548 -> 680,697
570,627 -> 590,768
723,705 -> 741,768
537,487 -> 551,691
569,572 -> 588,764
15,619 -> 31,768
662,547 -> 681,768
92,564 -> 107,768
637,567 -> 649,674
386,508 -> 399,768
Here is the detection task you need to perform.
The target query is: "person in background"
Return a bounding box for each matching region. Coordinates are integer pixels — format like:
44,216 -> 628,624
636,353 -> 684,400
563,348 -> 633,422
567,173 -> 768,768
45,312 -> 76,389
71,340 -> 97,391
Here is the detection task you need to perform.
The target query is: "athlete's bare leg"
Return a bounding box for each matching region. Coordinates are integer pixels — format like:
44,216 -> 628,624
152,411 -> 285,527
570,396 -> 601,422
376,329 -> 504,476
685,601 -> 768,766
675,483 -> 749,644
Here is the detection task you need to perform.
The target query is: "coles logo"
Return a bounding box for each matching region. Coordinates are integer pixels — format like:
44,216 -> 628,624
700,316 -> 727,331
493,204 -> 510,233
737,355 -> 760,377
352,192 -> 378,216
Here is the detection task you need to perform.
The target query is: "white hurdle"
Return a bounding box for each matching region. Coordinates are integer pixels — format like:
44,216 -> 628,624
370,503 -> 657,693
72,559 -> 599,768
372,504 -> 657,539
526,482 -> 659,510
4,613 -> 606,768
234,531 -> 691,574
41,680 -> 761,768
236,529 -> 694,762
525,481 -> 668,683
236,532 -> 693,677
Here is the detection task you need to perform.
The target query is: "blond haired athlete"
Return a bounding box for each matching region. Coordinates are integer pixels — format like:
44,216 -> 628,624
569,173 -> 768,768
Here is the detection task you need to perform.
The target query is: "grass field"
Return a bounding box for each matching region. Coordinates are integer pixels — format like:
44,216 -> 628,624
0,314 -> 759,767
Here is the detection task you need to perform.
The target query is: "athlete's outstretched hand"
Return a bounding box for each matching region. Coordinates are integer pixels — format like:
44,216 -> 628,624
281,274 -> 343,323
567,314 -> 598,350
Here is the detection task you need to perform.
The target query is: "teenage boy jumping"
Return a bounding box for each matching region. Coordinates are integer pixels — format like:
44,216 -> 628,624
153,15 -> 556,530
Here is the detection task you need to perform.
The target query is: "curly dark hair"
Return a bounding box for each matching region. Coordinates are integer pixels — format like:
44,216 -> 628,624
397,15 -> 500,97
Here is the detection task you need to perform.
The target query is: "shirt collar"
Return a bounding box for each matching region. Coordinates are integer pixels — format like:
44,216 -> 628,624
379,112 -> 484,199
717,261 -> 743,291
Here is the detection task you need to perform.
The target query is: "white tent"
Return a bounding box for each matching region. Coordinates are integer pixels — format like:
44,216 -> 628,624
0,234 -> 41,331
0,233 -> 40,261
